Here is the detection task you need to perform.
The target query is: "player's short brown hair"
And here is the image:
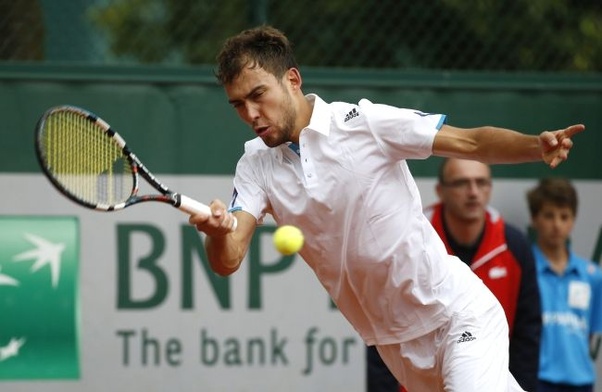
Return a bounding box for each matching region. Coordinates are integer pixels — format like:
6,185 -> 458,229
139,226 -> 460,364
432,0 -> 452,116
215,25 -> 298,85
526,177 -> 578,218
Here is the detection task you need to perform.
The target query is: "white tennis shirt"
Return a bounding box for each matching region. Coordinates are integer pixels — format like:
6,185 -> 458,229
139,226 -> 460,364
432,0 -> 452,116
230,94 -> 487,345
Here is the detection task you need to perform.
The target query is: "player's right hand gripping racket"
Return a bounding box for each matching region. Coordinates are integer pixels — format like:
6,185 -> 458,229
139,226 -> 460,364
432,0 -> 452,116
34,105 -> 237,231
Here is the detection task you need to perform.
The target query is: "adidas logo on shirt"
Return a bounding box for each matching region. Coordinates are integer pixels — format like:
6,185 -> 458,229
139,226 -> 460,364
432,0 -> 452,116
344,108 -> 359,122
457,331 -> 476,343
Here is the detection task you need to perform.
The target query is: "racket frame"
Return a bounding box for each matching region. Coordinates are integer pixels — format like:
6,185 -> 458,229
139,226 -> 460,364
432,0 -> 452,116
34,105 -> 212,216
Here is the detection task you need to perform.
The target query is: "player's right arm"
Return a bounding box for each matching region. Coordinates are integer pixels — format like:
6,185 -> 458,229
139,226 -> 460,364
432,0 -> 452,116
189,200 -> 256,276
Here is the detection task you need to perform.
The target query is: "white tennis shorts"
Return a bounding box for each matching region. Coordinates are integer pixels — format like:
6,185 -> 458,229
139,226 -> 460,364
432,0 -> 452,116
376,289 -> 526,392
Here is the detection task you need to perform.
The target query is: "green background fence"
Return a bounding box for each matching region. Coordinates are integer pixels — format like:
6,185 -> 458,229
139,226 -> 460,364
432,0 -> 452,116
1,0 -> 601,179
1,65 -> 601,179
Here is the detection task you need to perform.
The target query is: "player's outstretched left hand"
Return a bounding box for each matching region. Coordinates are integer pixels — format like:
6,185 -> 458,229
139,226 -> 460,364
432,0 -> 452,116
539,124 -> 585,168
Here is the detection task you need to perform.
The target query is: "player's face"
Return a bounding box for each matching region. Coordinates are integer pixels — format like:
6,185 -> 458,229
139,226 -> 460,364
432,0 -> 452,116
224,66 -> 297,147
531,202 -> 575,251
437,159 -> 492,223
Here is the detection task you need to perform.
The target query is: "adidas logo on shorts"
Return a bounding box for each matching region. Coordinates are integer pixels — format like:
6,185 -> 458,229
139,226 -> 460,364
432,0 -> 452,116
457,331 -> 476,343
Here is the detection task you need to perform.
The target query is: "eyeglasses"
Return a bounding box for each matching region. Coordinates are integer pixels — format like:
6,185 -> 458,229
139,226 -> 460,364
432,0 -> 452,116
440,178 -> 492,190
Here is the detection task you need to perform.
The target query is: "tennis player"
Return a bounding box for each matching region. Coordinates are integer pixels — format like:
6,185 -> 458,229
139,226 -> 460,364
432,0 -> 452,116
189,26 -> 584,391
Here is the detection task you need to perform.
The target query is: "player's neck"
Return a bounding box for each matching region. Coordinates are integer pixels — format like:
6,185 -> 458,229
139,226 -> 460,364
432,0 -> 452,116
291,94 -> 314,144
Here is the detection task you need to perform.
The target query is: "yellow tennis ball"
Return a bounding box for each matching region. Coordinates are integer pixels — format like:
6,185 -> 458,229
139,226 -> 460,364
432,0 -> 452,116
273,225 -> 304,255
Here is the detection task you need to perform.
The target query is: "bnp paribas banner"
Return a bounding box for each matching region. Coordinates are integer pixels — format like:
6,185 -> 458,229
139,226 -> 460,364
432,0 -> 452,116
0,216 -> 79,379
1,174 -> 601,392
0,174 -> 366,392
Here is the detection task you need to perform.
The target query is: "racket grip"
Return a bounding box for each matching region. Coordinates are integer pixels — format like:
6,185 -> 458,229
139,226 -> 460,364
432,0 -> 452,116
178,194 -> 238,232
178,194 -> 211,216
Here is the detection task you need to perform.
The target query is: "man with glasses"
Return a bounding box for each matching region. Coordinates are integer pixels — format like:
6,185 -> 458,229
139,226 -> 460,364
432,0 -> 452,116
425,158 -> 542,391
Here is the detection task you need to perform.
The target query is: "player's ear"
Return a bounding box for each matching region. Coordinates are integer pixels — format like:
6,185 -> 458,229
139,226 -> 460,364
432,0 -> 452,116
286,68 -> 302,91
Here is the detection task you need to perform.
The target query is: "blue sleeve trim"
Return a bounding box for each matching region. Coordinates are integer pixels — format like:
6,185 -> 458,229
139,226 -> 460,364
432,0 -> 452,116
436,114 -> 447,130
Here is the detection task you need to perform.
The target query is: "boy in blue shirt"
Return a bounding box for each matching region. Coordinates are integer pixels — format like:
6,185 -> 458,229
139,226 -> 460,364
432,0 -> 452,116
527,178 -> 602,392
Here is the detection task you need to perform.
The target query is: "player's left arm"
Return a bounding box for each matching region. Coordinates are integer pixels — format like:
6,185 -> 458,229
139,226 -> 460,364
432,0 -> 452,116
432,123 -> 585,168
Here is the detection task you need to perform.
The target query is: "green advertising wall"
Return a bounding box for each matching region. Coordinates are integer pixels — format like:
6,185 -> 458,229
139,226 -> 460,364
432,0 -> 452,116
1,64 -> 600,179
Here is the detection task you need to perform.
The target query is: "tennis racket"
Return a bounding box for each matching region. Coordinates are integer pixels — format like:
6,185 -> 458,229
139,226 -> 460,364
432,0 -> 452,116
34,105 -> 237,230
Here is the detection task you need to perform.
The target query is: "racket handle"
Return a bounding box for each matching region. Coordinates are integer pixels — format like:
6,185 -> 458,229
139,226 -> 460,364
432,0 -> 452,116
178,194 -> 211,216
178,194 -> 238,232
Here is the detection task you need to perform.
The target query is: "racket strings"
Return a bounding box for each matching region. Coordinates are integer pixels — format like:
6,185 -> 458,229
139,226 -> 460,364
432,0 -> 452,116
42,111 -> 134,206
